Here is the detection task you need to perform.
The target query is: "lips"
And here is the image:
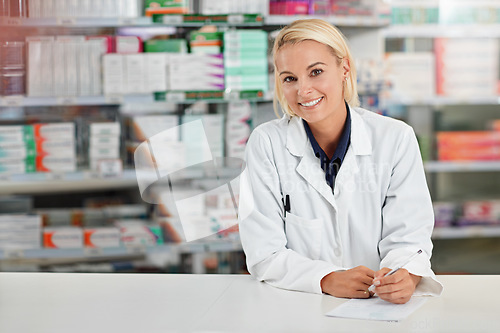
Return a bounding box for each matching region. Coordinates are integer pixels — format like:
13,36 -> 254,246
299,97 -> 323,107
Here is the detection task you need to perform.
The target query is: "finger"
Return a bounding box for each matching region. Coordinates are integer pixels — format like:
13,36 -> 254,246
377,289 -> 411,303
355,266 -> 376,278
373,267 -> 391,280
380,269 -> 408,285
375,281 -> 405,296
353,289 -> 372,299
360,273 -> 375,286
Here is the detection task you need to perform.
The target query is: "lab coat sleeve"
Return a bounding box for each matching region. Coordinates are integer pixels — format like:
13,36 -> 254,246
379,125 -> 443,296
238,129 -> 339,294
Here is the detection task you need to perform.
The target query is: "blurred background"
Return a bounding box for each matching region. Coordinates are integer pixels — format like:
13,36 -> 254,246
1,0 -> 499,275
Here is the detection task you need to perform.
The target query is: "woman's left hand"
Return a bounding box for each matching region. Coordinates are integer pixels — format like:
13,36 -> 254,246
372,268 -> 421,304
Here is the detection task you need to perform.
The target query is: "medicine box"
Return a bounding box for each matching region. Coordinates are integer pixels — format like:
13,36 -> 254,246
43,227 -> 83,248
84,227 -> 121,248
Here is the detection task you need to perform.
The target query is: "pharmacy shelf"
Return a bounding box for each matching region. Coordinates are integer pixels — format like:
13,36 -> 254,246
0,16 -> 153,27
0,169 -> 138,195
0,91 -> 271,107
0,165 -> 244,195
1,14 -> 390,28
424,161 -> 500,173
383,96 -> 500,106
154,90 -> 272,104
0,238 -> 242,261
432,226 -> 500,240
153,13 -> 263,26
265,15 -> 390,27
383,24 -> 500,38
0,14 -> 263,28
0,94 -> 155,107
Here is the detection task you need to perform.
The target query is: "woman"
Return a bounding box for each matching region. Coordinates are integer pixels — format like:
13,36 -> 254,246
238,19 -> 443,304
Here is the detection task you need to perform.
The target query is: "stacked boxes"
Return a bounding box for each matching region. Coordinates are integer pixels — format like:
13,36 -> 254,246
103,53 -> 168,95
269,0 -> 309,15
189,32 -> 223,55
33,123 -> 77,172
144,0 -> 190,16
144,39 -> 188,53
0,41 -> 26,96
433,202 -> 458,228
84,227 -> 121,248
384,52 -> 435,100
89,122 -> 121,171
197,0 -> 268,15
168,53 -> 225,91
115,220 -> 164,246
126,114 -> 180,168
28,0 -> 140,18
0,215 -> 42,250
329,0 -> 376,16
0,0 -> 27,17
269,0 -> 377,16
223,30 -> 268,92
439,1 -> 500,24
436,131 -> 500,161
390,0 -> 439,24
157,184 -> 239,243
460,200 -> 500,226
144,0 -> 268,16
226,101 -> 252,161
0,125 -> 35,174
0,123 -> 76,174
43,227 -> 83,248
43,223 -> 163,248
26,36 -> 106,97
435,38 -> 499,98
309,0 -> 330,15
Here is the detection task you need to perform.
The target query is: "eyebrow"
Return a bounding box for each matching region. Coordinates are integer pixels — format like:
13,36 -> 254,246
279,62 -> 327,76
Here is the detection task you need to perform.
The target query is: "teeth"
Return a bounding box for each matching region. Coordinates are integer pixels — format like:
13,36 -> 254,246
300,97 -> 322,107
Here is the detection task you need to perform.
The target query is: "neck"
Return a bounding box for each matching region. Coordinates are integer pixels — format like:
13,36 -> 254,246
308,105 -> 347,159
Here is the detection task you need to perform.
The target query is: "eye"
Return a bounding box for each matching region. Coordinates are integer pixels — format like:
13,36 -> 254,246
311,68 -> 323,76
283,76 -> 296,83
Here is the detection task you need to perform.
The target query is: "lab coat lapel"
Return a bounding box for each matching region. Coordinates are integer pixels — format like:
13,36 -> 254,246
334,108 -> 372,206
286,116 -> 337,210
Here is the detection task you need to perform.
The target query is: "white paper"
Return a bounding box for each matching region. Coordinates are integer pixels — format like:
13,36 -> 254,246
326,297 -> 427,322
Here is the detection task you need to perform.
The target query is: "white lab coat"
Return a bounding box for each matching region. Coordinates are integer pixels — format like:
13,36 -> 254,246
238,106 -> 443,296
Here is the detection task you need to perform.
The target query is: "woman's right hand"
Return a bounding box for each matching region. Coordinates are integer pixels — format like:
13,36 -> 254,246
320,266 -> 375,298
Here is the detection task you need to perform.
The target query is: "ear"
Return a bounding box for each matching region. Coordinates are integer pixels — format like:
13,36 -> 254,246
342,58 -> 351,78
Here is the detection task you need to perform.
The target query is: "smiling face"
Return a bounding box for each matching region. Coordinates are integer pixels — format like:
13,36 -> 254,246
275,40 -> 349,128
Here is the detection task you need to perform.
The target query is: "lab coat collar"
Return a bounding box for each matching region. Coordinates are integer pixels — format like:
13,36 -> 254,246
285,106 -> 373,158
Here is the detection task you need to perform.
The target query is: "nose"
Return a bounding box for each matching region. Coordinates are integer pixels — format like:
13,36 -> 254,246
297,78 -> 313,96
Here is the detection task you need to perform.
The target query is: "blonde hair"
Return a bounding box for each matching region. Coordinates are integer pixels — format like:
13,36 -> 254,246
272,19 -> 360,117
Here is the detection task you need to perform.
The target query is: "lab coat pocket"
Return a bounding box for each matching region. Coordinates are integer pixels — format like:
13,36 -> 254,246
284,213 -> 323,260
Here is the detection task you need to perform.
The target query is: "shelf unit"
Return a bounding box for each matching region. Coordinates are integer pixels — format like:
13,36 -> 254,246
383,13 -> 500,275
0,11 -> 396,272
0,90 -> 271,107
432,226 -> 500,240
0,16 -> 153,27
0,165 -> 244,195
0,238 -> 242,261
0,94 -> 155,107
0,14 -> 390,28
383,24 -> 500,38
425,161 -> 500,173
383,96 -> 500,107
0,169 -> 138,195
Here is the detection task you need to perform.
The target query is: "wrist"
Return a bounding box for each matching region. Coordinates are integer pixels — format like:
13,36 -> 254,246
410,273 -> 422,288
320,271 -> 335,292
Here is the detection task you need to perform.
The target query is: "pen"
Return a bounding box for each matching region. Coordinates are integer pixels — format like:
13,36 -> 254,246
368,249 -> 423,292
283,195 -> 290,217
